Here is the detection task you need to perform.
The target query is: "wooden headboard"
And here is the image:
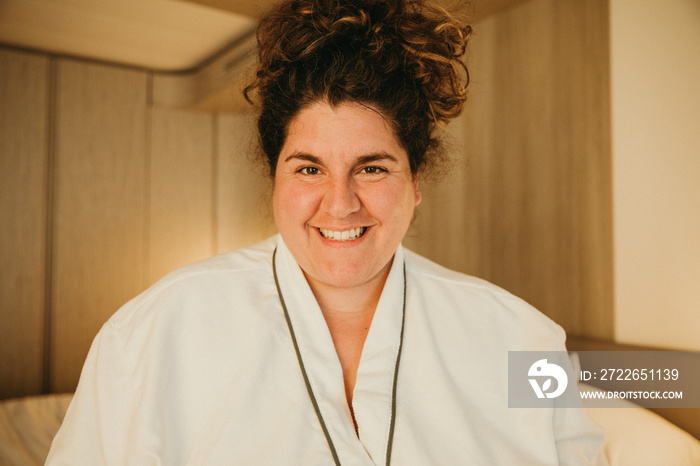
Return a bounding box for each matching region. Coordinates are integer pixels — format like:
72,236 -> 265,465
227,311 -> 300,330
567,336 -> 700,440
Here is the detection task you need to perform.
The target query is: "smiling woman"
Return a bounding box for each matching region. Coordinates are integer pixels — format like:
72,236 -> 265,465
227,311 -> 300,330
46,0 -> 608,464
274,101 -> 420,292
274,101 -> 422,412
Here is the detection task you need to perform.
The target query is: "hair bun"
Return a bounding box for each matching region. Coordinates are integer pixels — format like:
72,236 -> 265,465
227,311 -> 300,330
250,0 -> 470,122
246,0 -> 472,177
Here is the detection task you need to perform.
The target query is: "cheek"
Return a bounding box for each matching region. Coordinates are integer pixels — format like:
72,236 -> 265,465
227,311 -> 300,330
273,181 -> 322,227
362,181 -> 417,227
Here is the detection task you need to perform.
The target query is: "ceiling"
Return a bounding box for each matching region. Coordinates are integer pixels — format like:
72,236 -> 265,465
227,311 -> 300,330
0,0 -> 256,71
0,0 -> 527,72
0,0 -> 527,111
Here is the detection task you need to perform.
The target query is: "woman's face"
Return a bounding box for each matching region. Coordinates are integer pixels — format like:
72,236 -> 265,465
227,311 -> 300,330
273,100 -> 421,291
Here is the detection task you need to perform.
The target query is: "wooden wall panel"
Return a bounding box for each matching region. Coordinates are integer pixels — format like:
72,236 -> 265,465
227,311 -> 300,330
404,116 -> 485,276
558,0 -> 614,338
457,0 -> 613,338
216,113 -> 276,253
0,48 -> 49,398
149,108 -> 216,283
0,0 -> 615,398
51,59 -> 148,393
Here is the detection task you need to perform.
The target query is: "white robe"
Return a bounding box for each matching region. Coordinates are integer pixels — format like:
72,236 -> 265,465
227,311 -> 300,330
47,235 -> 606,465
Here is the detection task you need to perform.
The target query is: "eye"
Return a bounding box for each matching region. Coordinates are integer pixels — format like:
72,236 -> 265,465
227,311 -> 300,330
359,166 -> 387,175
298,166 -> 320,175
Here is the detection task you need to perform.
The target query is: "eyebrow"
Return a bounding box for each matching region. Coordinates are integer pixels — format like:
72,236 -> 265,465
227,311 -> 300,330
283,152 -> 399,165
356,153 -> 398,165
283,153 -> 323,164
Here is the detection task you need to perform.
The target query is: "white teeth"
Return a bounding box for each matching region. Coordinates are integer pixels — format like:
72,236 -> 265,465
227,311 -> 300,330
319,227 -> 367,241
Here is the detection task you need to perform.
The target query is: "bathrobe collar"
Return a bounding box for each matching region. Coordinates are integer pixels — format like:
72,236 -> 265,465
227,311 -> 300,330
274,235 -> 405,465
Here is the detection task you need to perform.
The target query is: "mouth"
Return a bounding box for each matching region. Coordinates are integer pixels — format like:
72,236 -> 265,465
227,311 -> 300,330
318,227 -> 368,242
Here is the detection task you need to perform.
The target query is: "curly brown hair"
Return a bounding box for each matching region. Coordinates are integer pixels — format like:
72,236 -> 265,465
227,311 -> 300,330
244,0 -> 471,178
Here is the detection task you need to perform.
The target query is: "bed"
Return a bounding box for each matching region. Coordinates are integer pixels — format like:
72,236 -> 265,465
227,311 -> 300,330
0,393 -> 71,466
2,339 -> 699,465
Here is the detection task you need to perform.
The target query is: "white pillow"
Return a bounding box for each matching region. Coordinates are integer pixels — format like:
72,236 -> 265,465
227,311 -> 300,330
580,383 -> 700,466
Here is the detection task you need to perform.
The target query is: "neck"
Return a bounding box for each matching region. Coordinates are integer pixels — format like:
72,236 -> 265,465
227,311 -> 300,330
303,259 -> 393,319
302,258 -> 395,415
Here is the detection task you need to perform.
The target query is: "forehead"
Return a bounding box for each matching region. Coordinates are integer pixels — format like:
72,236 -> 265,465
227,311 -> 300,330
283,101 -> 405,161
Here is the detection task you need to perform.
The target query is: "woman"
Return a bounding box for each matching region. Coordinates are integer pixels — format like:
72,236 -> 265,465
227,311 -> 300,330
48,0 -> 607,464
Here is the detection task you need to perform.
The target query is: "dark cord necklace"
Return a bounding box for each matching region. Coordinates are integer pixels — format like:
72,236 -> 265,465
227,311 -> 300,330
272,248 -> 406,466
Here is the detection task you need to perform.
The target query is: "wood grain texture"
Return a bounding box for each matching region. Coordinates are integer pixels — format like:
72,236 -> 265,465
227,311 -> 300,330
412,0 -> 614,338
404,115 -> 484,276
0,0 -> 616,398
215,113 -> 276,254
50,59 -> 148,393
0,48 -> 49,399
149,108 -> 216,283
479,0 -> 613,337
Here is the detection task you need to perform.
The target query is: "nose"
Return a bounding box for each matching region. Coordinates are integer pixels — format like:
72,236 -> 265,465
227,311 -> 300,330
321,177 -> 361,219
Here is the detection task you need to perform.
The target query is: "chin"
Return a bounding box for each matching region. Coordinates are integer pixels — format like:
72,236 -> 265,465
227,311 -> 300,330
315,265 -> 369,289
314,255 -> 393,290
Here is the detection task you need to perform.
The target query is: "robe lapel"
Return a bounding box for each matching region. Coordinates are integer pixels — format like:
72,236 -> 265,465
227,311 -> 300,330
351,245 -> 405,464
274,237 -> 377,464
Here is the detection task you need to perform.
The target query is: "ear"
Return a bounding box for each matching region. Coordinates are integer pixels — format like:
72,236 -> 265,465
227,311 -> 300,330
413,176 -> 422,206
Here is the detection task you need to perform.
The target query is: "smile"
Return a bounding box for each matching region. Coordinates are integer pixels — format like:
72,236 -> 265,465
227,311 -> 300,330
318,227 -> 367,241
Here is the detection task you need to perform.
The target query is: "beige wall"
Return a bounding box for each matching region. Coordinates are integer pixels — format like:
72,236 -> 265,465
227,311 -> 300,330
406,0 -> 615,340
0,47 -> 275,398
611,0 -> 700,350
0,49 -> 49,400
1,0 -> 618,398
6,0 -> 695,398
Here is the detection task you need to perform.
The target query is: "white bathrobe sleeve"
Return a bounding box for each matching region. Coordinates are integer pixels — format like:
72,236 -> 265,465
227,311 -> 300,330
46,320 -> 137,465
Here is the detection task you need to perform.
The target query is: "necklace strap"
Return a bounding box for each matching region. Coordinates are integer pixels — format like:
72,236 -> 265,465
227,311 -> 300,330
272,248 -> 405,466
272,248 -> 341,465
385,262 -> 406,466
